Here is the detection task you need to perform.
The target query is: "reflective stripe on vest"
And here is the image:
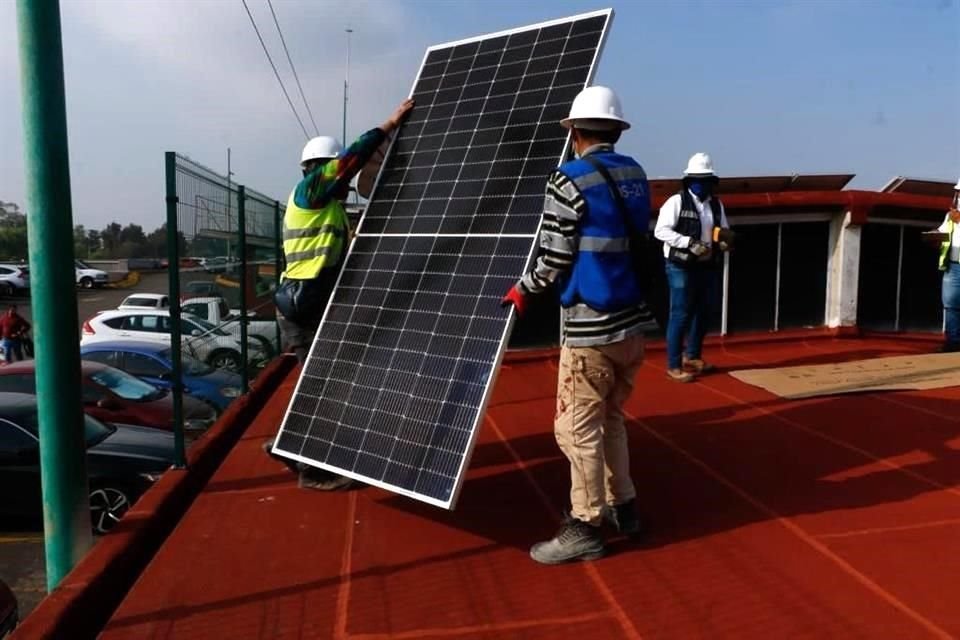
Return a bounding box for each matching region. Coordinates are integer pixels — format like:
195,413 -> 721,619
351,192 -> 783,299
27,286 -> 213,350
570,166 -> 648,192
282,191 -> 348,280
940,219 -> 955,271
578,236 -> 630,252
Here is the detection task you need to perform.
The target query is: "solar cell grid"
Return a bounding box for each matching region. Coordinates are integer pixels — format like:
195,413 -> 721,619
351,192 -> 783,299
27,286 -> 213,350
273,10 -> 612,507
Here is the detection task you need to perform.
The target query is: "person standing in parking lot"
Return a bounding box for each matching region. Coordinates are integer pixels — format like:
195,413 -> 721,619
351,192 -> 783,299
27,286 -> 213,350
265,98 -> 414,491
0,305 -> 30,363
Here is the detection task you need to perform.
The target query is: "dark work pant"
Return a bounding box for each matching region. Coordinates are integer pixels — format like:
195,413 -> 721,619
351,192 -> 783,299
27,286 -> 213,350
277,269 -> 338,363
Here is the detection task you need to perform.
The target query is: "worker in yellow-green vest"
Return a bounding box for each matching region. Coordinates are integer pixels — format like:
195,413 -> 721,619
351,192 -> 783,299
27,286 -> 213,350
933,178 -> 960,352
274,98 -> 413,362
265,98 -> 413,491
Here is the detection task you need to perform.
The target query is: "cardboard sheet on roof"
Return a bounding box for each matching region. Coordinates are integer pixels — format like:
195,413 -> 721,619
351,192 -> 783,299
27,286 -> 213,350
729,352 -> 960,399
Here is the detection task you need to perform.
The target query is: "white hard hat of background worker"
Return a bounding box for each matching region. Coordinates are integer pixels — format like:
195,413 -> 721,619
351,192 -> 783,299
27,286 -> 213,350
560,85 -> 631,131
683,152 -> 718,179
300,136 -> 343,168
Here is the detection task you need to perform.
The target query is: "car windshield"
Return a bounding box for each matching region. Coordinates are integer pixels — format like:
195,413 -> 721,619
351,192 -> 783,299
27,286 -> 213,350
159,349 -> 214,375
90,368 -> 163,401
123,297 -> 155,307
75,259 -> 91,269
185,316 -> 229,337
15,410 -> 115,446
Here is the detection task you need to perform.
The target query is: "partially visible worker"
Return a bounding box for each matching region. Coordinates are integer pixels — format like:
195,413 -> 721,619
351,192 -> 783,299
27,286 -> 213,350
0,305 -> 30,363
264,97 -> 414,491
502,86 -> 657,564
654,153 -> 731,382
935,178 -> 960,352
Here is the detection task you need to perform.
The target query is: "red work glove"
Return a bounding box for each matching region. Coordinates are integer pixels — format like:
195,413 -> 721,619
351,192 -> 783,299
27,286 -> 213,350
501,284 -> 528,318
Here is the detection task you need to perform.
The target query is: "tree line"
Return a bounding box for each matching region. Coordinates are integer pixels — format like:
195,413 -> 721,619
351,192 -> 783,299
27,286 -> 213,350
0,200 -> 187,262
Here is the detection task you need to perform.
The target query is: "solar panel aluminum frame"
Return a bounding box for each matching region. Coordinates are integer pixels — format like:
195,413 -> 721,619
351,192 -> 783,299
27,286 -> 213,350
271,8 -> 614,509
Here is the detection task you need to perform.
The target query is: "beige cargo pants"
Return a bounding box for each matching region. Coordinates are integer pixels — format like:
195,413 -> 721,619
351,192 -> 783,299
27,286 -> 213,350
555,333 -> 644,525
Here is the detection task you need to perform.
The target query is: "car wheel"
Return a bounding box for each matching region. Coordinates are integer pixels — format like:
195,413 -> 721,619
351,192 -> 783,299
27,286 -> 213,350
208,349 -> 241,372
89,484 -> 135,534
80,276 -> 94,289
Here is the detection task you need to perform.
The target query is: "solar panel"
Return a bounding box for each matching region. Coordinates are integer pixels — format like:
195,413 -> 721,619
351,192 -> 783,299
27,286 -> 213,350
271,9 -> 613,508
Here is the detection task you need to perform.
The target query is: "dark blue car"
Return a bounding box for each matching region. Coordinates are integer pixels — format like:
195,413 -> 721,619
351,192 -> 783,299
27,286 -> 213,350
80,340 -> 243,411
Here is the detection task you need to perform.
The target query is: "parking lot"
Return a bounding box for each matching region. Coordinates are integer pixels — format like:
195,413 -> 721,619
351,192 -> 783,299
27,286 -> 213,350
0,270 -> 218,618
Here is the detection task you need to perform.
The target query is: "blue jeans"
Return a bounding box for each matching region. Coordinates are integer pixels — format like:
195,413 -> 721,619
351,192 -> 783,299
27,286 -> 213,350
944,261 -> 960,346
665,261 -> 717,369
1,338 -> 22,363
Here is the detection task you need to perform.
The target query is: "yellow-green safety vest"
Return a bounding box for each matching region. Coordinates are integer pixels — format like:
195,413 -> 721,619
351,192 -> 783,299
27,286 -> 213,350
940,218 -> 955,271
281,191 -> 349,281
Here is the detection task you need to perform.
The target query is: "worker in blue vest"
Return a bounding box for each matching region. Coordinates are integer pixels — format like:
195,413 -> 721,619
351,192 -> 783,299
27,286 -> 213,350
265,98 -> 414,491
934,179 -> 960,352
654,153 -> 731,382
502,86 -> 657,564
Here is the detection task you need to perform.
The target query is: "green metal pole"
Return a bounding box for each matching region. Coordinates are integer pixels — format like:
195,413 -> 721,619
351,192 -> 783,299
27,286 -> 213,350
16,0 -> 93,590
165,152 -> 186,468
274,200 -> 282,356
237,186 -> 249,393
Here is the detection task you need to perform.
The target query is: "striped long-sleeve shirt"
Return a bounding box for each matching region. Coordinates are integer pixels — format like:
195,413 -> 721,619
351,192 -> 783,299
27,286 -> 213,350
518,156 -> 656,347
293,128 -> 387,210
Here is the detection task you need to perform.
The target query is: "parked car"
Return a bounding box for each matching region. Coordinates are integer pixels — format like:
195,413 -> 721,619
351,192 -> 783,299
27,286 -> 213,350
0,264 -> 29,297
0,578 -> 16,638
182,296 -> 278,357
201,257 -> 229,273
0,361 -> 217,431
182,280 -> 221,298
81,309 -> 264,371
80,341 -> 243,410
118,293 -> 169,310
0,393 -> 174,533
75,259 -> 109,289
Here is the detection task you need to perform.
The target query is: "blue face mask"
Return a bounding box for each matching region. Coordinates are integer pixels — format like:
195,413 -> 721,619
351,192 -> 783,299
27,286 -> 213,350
688,180 -> 713,199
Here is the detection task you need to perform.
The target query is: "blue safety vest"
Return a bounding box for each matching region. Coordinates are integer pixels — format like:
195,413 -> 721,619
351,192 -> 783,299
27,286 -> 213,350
557,151 -> 651,311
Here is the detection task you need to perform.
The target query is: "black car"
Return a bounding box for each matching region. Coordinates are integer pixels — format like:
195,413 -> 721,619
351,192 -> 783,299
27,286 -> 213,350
0,578 -> 15,638
0,393 -> 174,533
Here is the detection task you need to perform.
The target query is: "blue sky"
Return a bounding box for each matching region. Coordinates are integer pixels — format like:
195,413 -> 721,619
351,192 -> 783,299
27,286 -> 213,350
1,0 -> 957,229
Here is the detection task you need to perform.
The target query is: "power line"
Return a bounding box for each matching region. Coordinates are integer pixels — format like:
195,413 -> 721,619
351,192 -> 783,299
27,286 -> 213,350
266,0 -> 319,136
240,0 -> 310,139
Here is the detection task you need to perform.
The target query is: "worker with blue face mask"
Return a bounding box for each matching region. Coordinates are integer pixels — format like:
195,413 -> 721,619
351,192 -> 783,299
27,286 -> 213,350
654,153 -> 731,382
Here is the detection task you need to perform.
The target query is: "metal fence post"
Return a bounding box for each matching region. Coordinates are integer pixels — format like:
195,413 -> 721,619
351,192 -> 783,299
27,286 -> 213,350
274,200 -> 282,356
165,152 -> 186,468
238,186 -> 249,393
17,0 -> 93,589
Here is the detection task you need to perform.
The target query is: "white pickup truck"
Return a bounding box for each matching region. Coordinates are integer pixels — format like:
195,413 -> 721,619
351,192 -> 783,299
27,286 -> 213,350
181,296 -> 278,357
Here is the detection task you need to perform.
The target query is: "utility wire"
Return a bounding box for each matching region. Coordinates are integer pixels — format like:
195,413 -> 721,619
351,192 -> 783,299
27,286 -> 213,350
266,0 -> 319,136
241,0 -> 310,139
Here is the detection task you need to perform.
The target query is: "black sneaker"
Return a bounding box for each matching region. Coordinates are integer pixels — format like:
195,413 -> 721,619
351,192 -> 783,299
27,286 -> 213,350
298,467 -> 354,491
604,500 -> 645,538
530,518 -> 605,565
262,439 -> 303,474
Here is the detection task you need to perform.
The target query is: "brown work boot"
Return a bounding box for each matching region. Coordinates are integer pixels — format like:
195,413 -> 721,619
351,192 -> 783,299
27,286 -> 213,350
666,368 -> 695,383
298,467 -> 354,491
682,357 -> 715,374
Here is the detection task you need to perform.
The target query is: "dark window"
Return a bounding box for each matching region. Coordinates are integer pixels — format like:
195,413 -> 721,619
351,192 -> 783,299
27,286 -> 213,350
728,224 -> 779,332
0,374 -> 36,394
102,317 -> 125,330
857,224 -> 900,330
900,227 -> 944,331
778,222 -> 830,328
125,353 -> 168,377
83,350 -> 121,368
0,420 -> 37,453
182,303 -> 208,320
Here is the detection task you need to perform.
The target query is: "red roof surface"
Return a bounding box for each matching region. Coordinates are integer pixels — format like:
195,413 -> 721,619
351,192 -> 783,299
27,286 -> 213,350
90,336 -> 959,639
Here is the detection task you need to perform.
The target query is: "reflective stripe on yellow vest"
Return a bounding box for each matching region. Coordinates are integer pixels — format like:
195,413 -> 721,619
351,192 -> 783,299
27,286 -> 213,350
281,191 -> 349,280
940,219 -> 955,271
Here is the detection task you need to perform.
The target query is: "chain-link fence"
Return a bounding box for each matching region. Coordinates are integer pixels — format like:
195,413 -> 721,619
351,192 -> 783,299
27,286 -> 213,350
164,152 -> 284,463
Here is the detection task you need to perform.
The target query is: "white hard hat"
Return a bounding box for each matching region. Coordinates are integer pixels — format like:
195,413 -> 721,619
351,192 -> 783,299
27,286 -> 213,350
301,136 -> 343,165
560,86 -> 630,131
683,153 -> 717,178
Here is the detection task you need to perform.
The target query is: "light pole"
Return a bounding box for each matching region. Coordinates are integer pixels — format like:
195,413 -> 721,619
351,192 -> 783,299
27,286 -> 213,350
342,27 -> 352,146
